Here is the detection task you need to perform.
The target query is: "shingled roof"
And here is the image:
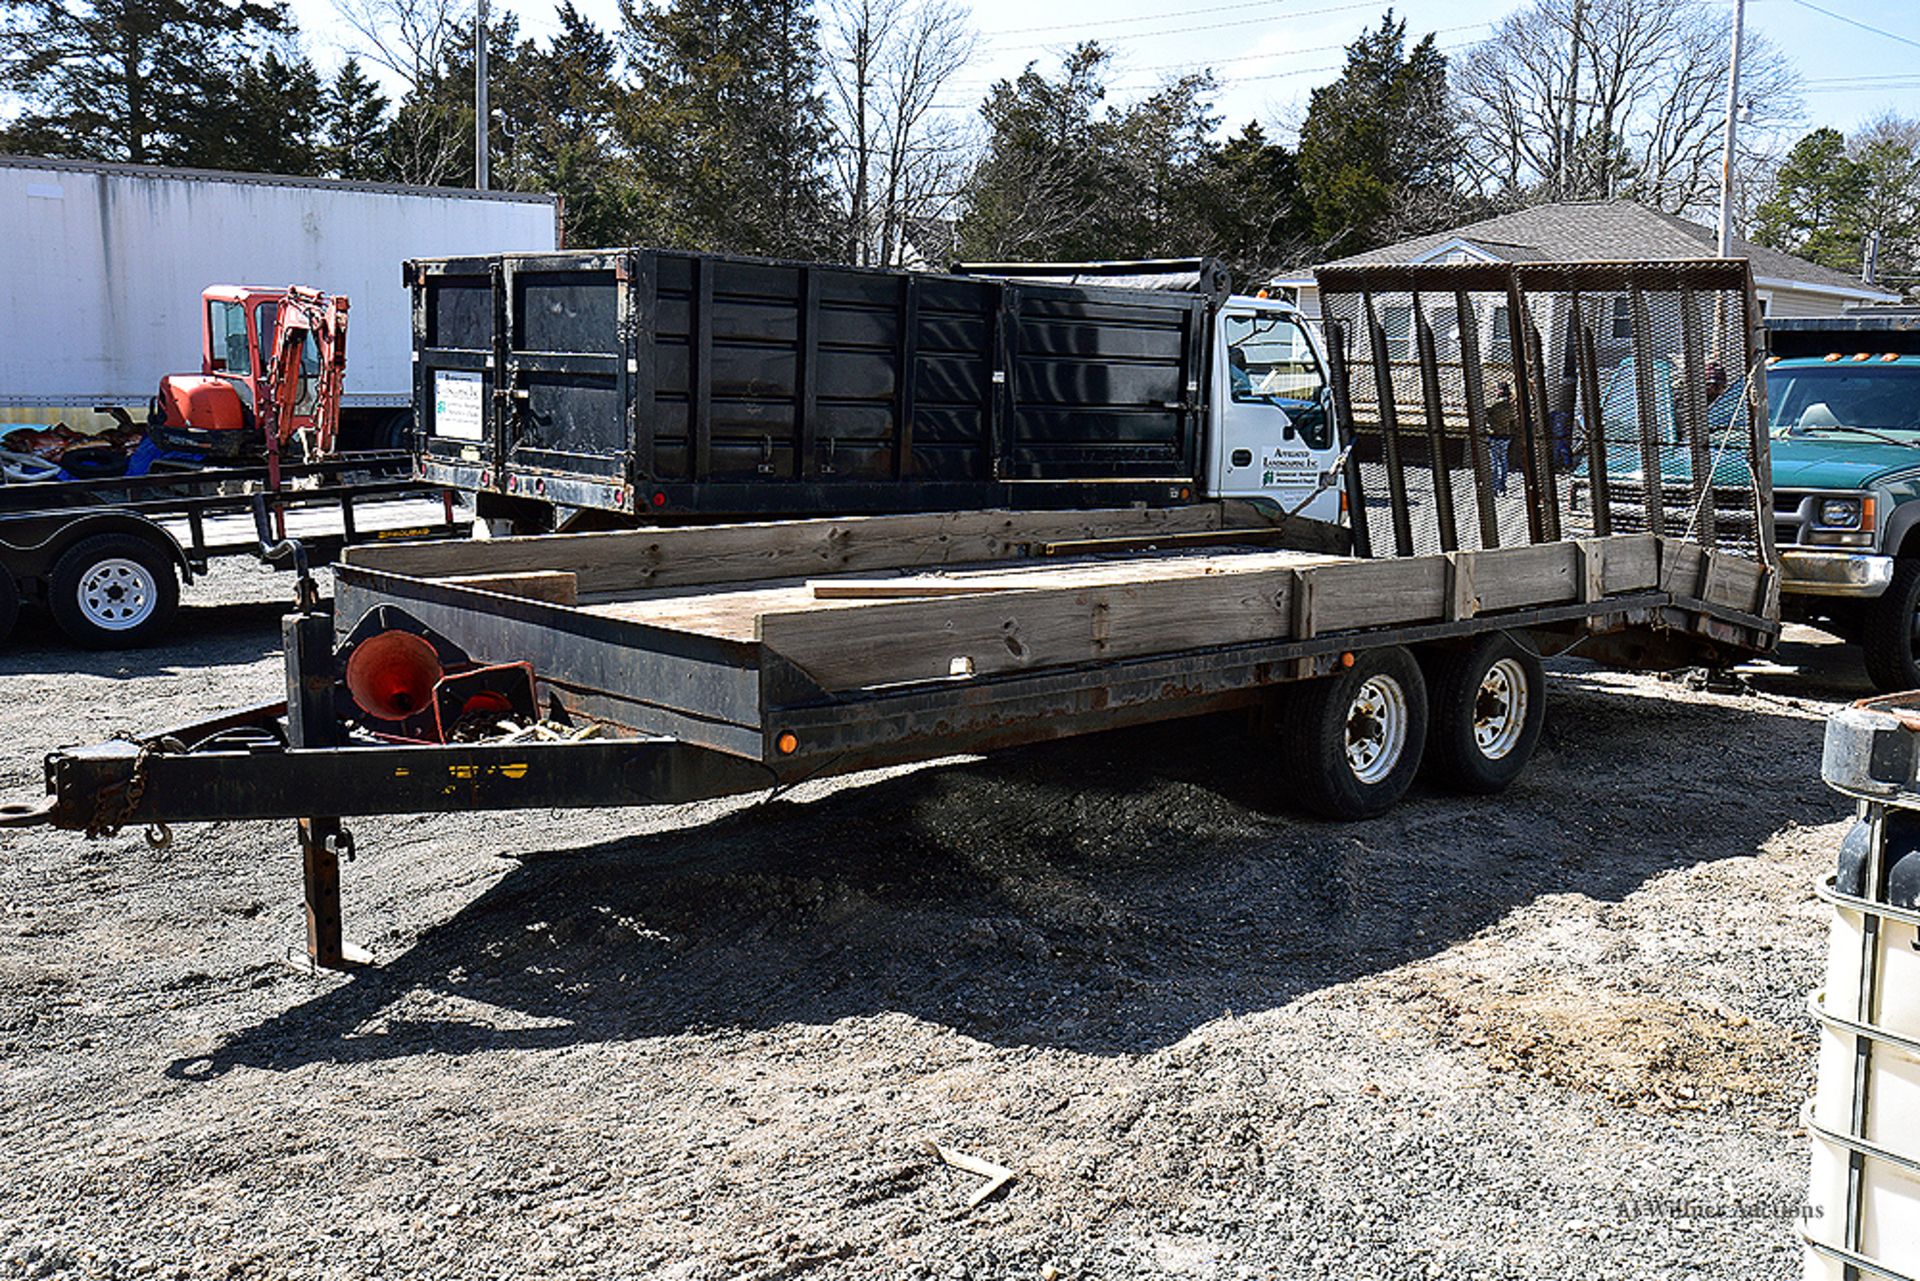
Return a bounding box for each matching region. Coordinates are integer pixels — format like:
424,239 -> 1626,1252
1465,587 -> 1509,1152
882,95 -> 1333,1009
1296,200 -> 1896,300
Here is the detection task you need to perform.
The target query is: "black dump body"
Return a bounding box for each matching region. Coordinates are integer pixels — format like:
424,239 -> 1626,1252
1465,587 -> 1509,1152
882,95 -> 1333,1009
1768,312 -> 1920,359
409,250 -> 1224,520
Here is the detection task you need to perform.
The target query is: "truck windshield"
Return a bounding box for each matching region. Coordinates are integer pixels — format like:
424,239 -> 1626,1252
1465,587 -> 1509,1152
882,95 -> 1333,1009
1224,313 -> 1325,405
1771,364 -> 1920,435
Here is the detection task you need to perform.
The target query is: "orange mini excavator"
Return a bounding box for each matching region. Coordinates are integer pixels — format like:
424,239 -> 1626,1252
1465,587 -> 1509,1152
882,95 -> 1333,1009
148,284 -> 350,464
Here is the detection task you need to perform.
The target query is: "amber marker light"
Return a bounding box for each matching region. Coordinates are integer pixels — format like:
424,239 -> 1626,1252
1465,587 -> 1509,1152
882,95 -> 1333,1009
776,731 -> 799,755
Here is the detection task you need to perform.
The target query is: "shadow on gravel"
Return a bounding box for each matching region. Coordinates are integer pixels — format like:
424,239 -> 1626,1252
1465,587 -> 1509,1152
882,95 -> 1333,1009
1738,628 -> 1876,705
168,652 -> 1846,1078
0,603 -> 289,678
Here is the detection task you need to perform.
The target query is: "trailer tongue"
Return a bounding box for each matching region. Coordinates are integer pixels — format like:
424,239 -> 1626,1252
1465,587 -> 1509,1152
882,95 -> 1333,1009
2,260 -> 1781,972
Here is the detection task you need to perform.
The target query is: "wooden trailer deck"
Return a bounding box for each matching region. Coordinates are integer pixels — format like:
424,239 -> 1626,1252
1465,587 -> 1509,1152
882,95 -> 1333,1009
337,504 -> 1775,712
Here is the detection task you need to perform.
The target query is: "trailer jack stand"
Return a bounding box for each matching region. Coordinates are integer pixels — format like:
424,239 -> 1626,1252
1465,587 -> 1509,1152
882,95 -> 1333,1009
298,816 -> 370,971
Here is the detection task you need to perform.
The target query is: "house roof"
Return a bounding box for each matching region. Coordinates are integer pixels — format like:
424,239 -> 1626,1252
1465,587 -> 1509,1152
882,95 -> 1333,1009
1275,200 -> 1898,302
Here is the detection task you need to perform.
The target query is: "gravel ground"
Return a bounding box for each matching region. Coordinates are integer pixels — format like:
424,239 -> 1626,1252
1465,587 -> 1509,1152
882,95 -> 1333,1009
0,560 -> 1861,1279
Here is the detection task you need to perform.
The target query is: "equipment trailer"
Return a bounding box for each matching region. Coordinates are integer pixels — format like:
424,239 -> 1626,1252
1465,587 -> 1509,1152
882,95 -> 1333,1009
0,453 -> 462,647
0,261 -> 1782,970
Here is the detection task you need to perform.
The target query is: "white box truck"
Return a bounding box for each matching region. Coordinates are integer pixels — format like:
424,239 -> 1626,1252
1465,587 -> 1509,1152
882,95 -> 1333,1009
1,155 -> 559,447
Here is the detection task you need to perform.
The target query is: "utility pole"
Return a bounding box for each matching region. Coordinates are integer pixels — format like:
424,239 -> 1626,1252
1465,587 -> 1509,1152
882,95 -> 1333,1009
1717,0 -> 1746,256
474,0 -> 490,191
1561,0 -> 1586,198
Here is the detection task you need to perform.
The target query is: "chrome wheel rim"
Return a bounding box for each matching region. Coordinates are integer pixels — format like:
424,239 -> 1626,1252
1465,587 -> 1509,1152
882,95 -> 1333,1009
1345,675 -> 1409,785
1473,657 -> 1530,760
77,557 -> 158,631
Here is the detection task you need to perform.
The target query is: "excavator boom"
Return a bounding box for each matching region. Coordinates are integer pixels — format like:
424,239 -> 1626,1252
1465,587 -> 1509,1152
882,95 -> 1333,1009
263,286 -> 350,456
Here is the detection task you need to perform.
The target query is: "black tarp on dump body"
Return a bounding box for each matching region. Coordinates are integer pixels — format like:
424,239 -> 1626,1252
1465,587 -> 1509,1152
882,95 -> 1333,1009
409,248 -> 1217,519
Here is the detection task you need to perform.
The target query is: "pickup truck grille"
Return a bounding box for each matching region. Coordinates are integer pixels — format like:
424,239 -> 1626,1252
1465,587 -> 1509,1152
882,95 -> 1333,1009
1775,490 -> 1813,549
1772,488 -> 1872,549
1571,478 -> 1763,542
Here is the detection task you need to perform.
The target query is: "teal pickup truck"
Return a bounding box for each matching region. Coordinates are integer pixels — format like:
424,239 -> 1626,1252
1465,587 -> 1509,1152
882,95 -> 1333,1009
1765,314 -> 1920,689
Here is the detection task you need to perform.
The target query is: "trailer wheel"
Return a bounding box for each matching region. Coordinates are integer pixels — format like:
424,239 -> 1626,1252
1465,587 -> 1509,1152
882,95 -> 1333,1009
1423,632 -> 1545,795
1281,646 -> 1428,819
47,533 -> 179,648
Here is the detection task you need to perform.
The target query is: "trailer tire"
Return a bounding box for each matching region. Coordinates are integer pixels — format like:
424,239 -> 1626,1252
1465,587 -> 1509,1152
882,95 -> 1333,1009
47,533 -> 180,648
1281,646 -> 1428,820
1423,632 -> 1545,795
1863,559 -> 1920,693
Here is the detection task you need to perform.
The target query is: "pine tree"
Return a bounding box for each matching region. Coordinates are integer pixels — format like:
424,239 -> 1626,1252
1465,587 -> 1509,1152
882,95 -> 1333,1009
1295,11 -> 1457,256
0,0 -> 290,165
1753,129 -> 1867,273
324,59 -> 392,180
619,0 -> 834,255
194,47 -> 326,176
500,3 -> 634,245
1102,73 -> 1221,258
956,43 -> 1115,260
1192,122 -> 1310,286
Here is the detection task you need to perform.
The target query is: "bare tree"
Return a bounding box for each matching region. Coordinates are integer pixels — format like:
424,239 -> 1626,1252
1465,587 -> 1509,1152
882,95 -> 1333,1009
823,0 -> 975,266
1453,0 -> 1800,216
327,0 -> 472,184
329,0 -> 468,90
1852,113 -> 1920,278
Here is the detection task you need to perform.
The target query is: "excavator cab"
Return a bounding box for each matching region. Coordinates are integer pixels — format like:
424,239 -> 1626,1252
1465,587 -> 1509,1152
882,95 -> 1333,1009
152,285 -> 347,460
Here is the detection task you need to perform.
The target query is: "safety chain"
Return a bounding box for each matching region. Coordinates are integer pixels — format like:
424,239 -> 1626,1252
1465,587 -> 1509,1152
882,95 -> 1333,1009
86,734 -> 177,850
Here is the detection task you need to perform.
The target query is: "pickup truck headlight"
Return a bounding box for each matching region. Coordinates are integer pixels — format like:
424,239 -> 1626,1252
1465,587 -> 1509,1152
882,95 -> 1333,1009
1819,497 -> 1864,529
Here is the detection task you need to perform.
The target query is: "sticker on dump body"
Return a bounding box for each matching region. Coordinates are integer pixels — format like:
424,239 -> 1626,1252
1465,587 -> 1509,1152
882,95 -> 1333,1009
432,370 -> 485,440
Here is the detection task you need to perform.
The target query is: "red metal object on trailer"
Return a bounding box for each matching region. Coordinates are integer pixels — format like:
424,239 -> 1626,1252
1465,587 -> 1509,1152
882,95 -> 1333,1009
151,284 -> 351,460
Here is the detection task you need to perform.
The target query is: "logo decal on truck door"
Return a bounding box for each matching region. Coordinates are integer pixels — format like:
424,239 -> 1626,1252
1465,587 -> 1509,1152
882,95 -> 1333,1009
1263,446 -> 1319,487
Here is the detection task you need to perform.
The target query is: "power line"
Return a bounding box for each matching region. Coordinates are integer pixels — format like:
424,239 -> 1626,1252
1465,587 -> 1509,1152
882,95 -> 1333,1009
946,20 -> 1489,88
985,0 -> 1326,39
1782,0 -> 1920,52
976,0 -> 1403,50
933,32 -> 1484,109
1802,80 -> 1920,93
1805,72 -> 1920,84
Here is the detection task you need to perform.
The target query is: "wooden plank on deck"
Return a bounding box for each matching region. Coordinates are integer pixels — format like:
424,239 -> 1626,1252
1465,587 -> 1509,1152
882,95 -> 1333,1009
437,570 -> 579,606
343,505 -> 1237,595
757,570 -> 1301,690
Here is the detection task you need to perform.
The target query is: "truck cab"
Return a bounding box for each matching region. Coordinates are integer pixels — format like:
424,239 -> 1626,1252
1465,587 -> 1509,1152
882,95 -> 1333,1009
1210,297 -> 1343,523
1767,315 -> 1920,689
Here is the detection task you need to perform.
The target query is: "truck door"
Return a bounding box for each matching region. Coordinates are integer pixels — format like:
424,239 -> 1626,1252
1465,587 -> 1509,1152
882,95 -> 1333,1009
1208,305 -> 1342,521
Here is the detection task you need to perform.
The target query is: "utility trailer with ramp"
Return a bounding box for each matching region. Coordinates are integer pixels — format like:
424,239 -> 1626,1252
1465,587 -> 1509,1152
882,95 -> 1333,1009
0,260 -> 1781,970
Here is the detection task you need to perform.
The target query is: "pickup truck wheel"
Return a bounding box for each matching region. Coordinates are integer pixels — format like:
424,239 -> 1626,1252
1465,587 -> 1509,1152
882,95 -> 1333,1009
1863,559 -> 1920,692
1281,646 -> 1428,819
48,533 -> 180,648
1423,632 -> 1545,794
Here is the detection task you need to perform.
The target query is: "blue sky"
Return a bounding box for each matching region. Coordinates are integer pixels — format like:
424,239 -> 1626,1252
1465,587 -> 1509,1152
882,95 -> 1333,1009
288,0 -> 1920,143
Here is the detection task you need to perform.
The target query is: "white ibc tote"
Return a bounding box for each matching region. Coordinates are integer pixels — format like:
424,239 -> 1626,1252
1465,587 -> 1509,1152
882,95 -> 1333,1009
1807,693 -> 1920,1281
